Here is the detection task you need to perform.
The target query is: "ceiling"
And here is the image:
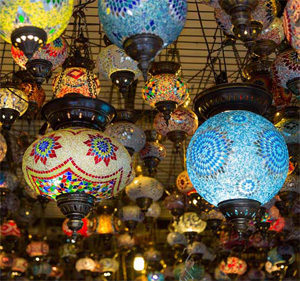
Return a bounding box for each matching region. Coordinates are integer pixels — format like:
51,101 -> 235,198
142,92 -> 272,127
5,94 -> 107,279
0,0 -> 251,219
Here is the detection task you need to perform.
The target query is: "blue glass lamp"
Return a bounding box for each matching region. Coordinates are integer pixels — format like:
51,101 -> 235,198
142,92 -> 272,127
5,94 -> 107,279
186,110 -> 289,233
98,0 -> 187,80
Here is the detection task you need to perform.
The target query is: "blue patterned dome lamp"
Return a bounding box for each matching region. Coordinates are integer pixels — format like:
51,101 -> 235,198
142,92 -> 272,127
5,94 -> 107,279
186,110 -> 289,234
98,0 -> 187,81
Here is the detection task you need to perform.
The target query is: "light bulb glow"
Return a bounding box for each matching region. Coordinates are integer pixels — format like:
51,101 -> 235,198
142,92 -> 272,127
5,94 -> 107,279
133,255 -> 145,271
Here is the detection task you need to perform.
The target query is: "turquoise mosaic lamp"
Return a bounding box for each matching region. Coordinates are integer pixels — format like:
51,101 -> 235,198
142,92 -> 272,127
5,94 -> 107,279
186,110 -> 289,233
98,0 -> 187,80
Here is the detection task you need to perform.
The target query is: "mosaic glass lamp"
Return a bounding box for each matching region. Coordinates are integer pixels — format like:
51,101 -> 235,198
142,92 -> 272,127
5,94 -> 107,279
95,213 -> 115,235
154,106 -> 198,145
271,49 -> 300,96
53,66 -> 101,98
120,205 -> 144,233
142,74 -> 189,123
26,241 -> 49,257
0,220 -> 21,237
0,83 -> 28,129
98,43 -> 141,93
126,175 -> 164,212
0,0 -> 73,59
164,191 -> 185,218
105,110 -> 146,156
0,171 -> 18,194
167,232 -> 187,248
147,271 -> 165,281
31,261 -> 52,279
186,110 -> 289,233
98,0 -> 187,80
117,233 -> 135,249
12,257 -> 28,273
75,257 -> 95,272
176,170 -> 194,194
11,37 -> 68,85
0,133 -> 7,163
22,128 -> 132,233
283,0 -> 300,56
140,130 -> 166,176
99,258 -> 119,276
219,257 -> 247,279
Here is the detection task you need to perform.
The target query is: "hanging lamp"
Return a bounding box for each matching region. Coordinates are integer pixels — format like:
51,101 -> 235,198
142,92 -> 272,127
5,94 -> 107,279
11,37 -> 68,85
98,37 -> 141,93
98,0 -> 187,80
186,110 -> 289,234
0,0 -> 73,59
142,61 -> 189,124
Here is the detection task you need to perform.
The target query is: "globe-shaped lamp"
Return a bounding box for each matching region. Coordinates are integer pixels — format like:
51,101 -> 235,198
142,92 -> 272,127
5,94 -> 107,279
219,256 -> 247,278
271,49 -> 300,96
187,110 -> 289,233
0,220 -> 21,237
145,202 -> 161,219
26,241 -> 49,257
0,0 -> 73,59
0,84 -> 28,129
31,261 -> 52,279
95,213 -> 115,235
126,175 -> 164,212
22,128 -> 132,233
53,67 -> 101,98
11,37 -> 68,85
120,205 -> 144,233
167,232 -> 187,247
117,233 -> 135,249
12,257 -> 28,273
164,191 -> 185,218
154,106 -> 198,145
105,121 -> 146,156
98,0 -> 187,80
75,257 -> 95,272
99,258 -> 119,274
98,44 -> 141,93
142,74 -> 189,123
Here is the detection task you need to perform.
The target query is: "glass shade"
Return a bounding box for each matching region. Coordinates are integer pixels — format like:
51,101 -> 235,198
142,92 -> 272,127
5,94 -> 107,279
145,202 -> 161,218
26,241 -> 49,257
176,212 -> 207,234
142,74 -> 189,108
271,49 -> 300,89
257,17 -> 284,46
0,87 -> 28,116
0,133 -> 7,162
202,209 -> 225,221
12,257 -> 28,273
76,257 -> 96,272
99,258 -> 119,273
0,1 -> 73,44
167,232 -> 187,247
19,81 -> 45,109
105,121 -> 146,153
59,243 -> 77,259
140,141 -> 166,161
121,205 -> 144,222
11,37 -> 68,70
98,0 -> 187,48
0,171 -> 18,192
126,175 -> 164,202
187,242 -> 215,261
176,170 -> 194,193
133,255 -> 145,271
95,214 -> 115,235
98,44 -> 141,79
62,217 -> 93,237
219,257 -> 247,275
164,192 -> 185,210
22,128 -> 132,201
272,84 -> 292,107
186,110 -> 289,206
283,0 -> 300,56
0,220 -> 21,237
117,233 -> 135,248
0,252 -> 13,268
153,106 -> 198,136
53,67 -> 101,98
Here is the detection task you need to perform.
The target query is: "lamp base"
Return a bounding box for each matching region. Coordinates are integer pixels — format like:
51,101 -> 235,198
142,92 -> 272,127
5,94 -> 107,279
193,83 -> 272,120
11,26 -> 47,59
110,70 -> 135,94
234,21 -> 263,43
149,61 -> 181,76
41,94 -> 116,131
136,197 -> 153,212
167,130 -> 187,145
287,77 -> 300,96
252,39 -> 277,57
56,193 -> 95,233
218,199 -> 261,234
155,100 -> 178,125
26,59 -> 53,86
123,34 -> 163,81
0,108 -> 20,130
